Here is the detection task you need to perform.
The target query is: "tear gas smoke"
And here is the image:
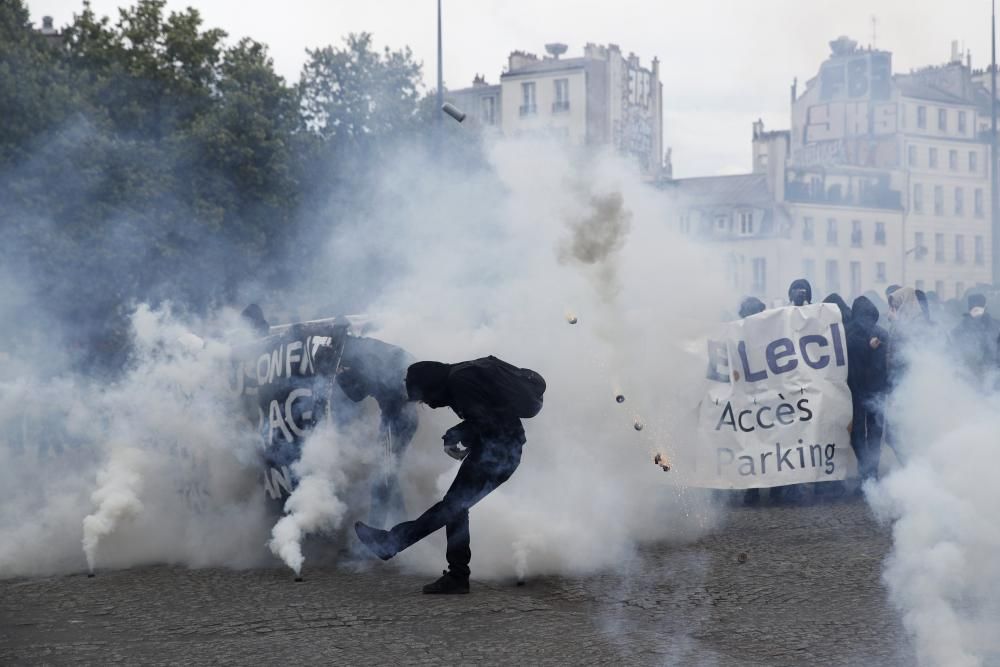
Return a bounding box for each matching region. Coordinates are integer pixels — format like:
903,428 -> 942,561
0,305 -> 272,577
267,421 -> 373,576
1,132 -> 730,581
330,136 -> 730,580
867,343 -> 1000,666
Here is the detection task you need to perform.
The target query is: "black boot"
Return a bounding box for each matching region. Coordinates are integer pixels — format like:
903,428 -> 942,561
422,570 -> 470,594
354,521 -> 395,561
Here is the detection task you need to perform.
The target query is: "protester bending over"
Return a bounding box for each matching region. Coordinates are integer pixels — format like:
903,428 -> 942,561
354,356 -> 545,594
323,336 -> 419,528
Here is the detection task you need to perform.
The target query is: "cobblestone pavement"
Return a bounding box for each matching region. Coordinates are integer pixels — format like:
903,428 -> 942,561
0,495 -> 913,666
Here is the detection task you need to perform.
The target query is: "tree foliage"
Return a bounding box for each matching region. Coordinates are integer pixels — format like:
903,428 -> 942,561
0,0 -> 432,371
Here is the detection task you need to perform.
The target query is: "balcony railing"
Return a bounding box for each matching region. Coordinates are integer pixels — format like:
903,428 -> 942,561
519,104 -> 537,116
552,100 -> 570,113
785,181 -> 903,210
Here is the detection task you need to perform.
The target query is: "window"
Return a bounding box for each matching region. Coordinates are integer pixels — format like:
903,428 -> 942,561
826,260 -> 840,292
875,221 -> 886,245
851,220 -> 862,247
553,79 -> 569,112
938,108 -> 947,131
850,261 -> 862,297
956,282 -> 965,300
975,188 -> 985,217
958,110 -> 967,134
976,235 -> 985,265
917,106 -> 927,128
876,262 -> 887,283
803,217 -> 814,243
908,145 -> 917,166
955,187 -> 964,216
934,185 -> 943,215
949,149 -> 958,170
915,232 -> 926,260
803,258 -> 816,284
826,218 -> 838,245
739,211 -> 754,235
935,233 -> 945,262
715,214 -> 728,231
751,258 -> 766,294
929,147 -> 938,168
481,96 -> 496,125
931,280 -> 940,295
520,82 -> 537,115
955,235 -> 965,263
970,151 -> 979,173
913,184 -> 923,213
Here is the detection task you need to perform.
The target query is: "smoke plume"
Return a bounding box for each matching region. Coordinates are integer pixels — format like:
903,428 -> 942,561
867,344 -> 1000,666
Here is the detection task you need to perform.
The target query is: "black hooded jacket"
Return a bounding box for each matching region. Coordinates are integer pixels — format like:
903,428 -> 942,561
406,357 -> 539,446
846,296 -> 888,400
951,311 -> 999,371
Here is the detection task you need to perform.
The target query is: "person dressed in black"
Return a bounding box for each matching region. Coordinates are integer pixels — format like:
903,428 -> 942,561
240,303 -> 270,336
823,293 -> 852,325
951,294 -> 998,387
354,356 -> 545,594
846,296 -> 888,484
738,296 -> 766,319
788,278 -> 812,307
331,337 -> 419,528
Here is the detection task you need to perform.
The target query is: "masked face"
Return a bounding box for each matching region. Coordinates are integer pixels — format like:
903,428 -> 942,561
970,306 -> 986,318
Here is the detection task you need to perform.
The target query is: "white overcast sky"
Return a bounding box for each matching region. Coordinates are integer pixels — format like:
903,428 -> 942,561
27,0 -> 992,177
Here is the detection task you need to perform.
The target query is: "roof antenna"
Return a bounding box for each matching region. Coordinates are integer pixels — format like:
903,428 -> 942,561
871,15 -> 878,49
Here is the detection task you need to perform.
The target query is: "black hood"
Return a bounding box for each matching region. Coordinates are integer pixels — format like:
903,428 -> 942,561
823,293 -> 852,324
405,361 -> 452,407
739,297 -> 766,319
851,295 -> 879,326
788,278 -> 812,305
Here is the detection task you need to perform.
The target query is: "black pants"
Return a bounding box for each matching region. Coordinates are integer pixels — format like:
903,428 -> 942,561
851,396 -> 884,482
386,436 -> 522,578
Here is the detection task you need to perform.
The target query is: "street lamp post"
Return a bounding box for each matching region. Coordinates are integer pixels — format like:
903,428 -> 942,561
436,0 -> 443,127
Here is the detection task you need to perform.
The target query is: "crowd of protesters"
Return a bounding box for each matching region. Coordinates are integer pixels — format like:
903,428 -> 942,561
734,278 -> 1000,505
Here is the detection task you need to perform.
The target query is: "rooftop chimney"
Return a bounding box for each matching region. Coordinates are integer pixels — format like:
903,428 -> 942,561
40,16 -> 56,35
544,43 -> 568,59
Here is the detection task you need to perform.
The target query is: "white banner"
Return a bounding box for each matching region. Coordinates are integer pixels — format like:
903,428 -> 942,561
691,304 -> 856,489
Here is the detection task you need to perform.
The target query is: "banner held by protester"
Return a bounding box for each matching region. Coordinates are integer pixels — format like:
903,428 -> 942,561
692,303 -> 856,489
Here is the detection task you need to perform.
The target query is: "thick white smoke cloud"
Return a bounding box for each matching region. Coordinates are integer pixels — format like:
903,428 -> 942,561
0,305 -> 272,576
867,344 -> 1000,666
316,136 -> 730,579
1,134 -> 731,581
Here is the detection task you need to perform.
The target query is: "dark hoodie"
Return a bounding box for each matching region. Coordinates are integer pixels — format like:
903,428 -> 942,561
406,357 -> 543,445
846,296 -> 888,399
823,293 -> 852,325
951,295 -> 998,373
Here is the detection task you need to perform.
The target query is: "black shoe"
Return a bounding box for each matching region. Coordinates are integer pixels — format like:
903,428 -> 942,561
353,521 -> 395,561
422,570 -> 470,594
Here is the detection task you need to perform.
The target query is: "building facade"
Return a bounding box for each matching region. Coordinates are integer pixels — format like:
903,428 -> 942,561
448,43 -> 664,178
668,37 -> 993,305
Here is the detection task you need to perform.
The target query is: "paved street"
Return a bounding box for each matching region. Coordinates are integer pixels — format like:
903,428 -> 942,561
0,496 -> 912,666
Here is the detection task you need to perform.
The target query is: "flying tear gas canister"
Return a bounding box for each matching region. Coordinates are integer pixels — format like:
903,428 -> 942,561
565,310 -> 578,325
442,102 -> 466,123
653,453 -> 671,472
